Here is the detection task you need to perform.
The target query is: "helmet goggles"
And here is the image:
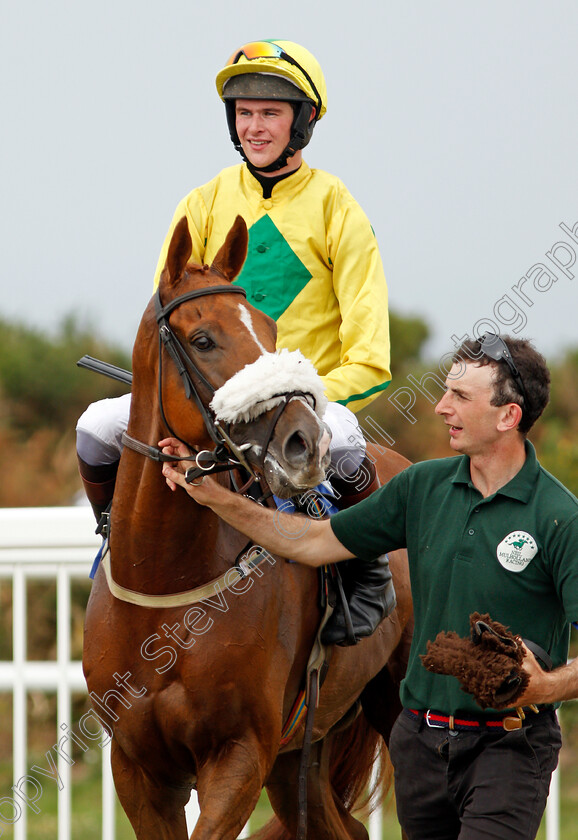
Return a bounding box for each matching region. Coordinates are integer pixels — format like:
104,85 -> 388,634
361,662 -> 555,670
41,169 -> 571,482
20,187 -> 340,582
225,40 -> 322,115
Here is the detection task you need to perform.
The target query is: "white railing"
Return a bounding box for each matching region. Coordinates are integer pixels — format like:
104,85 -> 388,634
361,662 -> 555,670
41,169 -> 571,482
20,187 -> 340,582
0,507 -> 561,839
0,507 -> 115,840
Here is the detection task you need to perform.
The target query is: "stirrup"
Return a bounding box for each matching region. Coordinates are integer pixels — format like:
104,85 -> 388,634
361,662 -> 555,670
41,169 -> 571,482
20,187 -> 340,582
95,502 -> 112,540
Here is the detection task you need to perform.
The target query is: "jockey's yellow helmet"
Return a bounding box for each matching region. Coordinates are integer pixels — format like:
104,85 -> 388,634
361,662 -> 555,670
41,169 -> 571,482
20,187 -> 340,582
215,39 -> 327,171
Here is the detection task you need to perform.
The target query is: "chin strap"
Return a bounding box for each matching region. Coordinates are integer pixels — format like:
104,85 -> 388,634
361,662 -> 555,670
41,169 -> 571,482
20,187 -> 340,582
226,99 -> 315,173
237,143 -> 295,174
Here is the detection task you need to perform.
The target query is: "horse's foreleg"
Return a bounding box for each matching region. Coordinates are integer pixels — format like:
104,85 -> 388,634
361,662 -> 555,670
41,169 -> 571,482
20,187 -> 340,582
111,739 -> 191,840
191,734 -> 274,840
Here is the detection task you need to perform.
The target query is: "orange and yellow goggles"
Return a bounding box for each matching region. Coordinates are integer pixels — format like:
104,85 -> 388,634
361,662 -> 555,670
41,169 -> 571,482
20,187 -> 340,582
226,40 -> 289,66
225,40 -> 321,112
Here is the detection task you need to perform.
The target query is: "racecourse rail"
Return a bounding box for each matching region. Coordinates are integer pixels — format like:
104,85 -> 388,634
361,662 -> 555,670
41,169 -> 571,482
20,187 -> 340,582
0,507 -> 562,839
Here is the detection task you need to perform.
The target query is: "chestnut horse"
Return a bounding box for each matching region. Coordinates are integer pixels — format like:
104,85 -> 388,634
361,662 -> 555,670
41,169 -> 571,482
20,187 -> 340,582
83,215 -> 413,839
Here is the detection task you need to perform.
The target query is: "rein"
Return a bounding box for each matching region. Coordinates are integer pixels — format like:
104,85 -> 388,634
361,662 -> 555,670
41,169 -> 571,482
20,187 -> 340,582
92,280 -> 322,609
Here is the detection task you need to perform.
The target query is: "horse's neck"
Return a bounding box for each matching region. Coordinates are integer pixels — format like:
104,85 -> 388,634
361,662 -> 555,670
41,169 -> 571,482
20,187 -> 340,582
111,452 -> 247,594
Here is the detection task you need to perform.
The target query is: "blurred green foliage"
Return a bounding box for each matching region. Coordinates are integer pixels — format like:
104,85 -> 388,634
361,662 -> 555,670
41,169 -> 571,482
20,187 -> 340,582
0,314 -> 131,506
0,315 -> 131,437
388,311 -> 430,378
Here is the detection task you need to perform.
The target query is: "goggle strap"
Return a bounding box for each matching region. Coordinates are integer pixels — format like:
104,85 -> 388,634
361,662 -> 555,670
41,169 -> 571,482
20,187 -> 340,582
228,43 -> 322,114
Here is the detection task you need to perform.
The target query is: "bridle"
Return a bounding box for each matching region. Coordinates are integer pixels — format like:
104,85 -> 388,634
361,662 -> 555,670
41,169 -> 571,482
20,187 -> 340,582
90,280 -> 290,604
155,283 -> 246,448
121,282 -> 304,489
122,283 -> 255,485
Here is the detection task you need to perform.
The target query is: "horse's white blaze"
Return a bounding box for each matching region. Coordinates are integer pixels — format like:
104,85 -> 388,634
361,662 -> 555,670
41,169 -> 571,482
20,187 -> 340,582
238,303 -> 268,355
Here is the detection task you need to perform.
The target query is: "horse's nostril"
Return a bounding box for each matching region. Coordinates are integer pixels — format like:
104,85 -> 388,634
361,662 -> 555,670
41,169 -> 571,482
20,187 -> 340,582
283,431 -> 309,464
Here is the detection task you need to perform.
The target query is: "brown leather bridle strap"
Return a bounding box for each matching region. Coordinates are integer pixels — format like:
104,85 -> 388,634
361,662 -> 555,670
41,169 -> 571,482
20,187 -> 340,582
155,286 -> 242,450
121,284 -> 255,481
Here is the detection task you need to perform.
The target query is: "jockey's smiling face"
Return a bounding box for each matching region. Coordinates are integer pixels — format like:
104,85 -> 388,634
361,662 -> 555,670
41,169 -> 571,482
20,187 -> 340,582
235,99 -> 299,174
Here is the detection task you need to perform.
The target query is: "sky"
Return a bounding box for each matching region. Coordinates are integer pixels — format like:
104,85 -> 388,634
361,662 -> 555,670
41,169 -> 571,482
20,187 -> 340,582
2,0 -> 578,367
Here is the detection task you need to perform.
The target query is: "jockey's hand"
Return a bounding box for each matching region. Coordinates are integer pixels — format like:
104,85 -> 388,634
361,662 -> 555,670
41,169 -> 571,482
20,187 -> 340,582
159,437 -> 223,505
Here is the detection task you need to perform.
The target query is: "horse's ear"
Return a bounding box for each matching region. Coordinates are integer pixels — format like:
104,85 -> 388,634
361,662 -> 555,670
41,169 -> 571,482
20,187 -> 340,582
164,217 -> 192,287
211,216 -> 248,282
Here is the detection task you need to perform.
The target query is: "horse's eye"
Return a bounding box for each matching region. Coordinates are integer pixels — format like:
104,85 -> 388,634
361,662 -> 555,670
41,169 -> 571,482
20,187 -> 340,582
190,334 -> 215,352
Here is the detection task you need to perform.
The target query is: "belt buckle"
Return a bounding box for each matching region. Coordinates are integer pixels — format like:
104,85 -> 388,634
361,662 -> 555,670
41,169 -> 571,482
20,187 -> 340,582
502,715 -> 523,731
425,710 -> 446,729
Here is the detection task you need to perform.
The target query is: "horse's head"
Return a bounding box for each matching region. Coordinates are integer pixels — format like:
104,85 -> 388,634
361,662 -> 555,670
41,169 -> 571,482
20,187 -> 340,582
132,215 -> 331,498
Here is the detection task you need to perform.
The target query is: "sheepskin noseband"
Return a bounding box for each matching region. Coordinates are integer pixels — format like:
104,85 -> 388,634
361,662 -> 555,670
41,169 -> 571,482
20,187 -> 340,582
210,348 -> 328,424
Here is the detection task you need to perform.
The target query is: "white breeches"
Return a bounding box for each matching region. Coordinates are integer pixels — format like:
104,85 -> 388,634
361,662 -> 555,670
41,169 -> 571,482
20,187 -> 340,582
76,394 -> 365,474
76,393 -> 132,465
322,401 -> 366,475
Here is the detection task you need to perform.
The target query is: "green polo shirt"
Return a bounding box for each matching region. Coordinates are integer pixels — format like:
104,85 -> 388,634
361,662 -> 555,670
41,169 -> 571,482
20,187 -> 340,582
331,441 -> 578,715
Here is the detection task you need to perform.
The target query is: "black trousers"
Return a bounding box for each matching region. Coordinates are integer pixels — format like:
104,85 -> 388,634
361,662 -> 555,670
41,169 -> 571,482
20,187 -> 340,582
388,709 -> 562,840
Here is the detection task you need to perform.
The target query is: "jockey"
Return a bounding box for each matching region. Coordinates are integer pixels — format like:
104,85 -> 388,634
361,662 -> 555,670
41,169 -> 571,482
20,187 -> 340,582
76,39 -> 394,646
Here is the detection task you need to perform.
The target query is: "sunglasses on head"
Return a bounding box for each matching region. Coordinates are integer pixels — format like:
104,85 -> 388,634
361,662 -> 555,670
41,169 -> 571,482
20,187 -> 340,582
226,40 -> 321,113
478,332 -> 529,410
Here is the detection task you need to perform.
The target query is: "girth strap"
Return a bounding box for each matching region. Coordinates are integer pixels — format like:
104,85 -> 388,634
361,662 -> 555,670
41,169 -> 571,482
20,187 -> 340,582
99,542 -> 274,608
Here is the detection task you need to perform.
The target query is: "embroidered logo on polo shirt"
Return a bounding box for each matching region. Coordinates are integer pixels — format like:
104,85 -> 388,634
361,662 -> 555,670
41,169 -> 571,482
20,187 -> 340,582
496,531 -> 538,573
